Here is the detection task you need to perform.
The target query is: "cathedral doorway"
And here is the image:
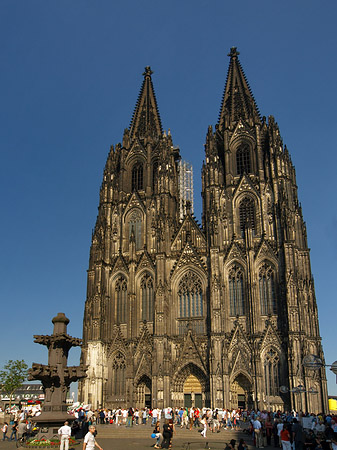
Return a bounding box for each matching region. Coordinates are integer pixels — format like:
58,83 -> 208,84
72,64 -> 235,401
230,373 -> 253,410
183,374 -> 203,408
173,363 -> 209,408
136,374 -> 152,409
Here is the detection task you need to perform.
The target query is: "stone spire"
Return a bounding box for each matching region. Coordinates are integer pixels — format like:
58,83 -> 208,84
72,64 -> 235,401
129,66 -> 163,141
218,47 -> 261,129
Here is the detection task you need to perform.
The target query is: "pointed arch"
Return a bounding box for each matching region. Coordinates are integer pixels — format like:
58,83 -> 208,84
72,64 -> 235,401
140,273 -> 154,321
178,271 -> 203,318
259,262 -> 277,315
132,162 -> 144,191
126,208 -> 143,250
236,143 -> 251,175
173,362 -> 208,392
262,348 -> 280,396
110,351 -> 126,397
239,196 -> 256,236
115,276 -> 128,323
228,264 -> 245,316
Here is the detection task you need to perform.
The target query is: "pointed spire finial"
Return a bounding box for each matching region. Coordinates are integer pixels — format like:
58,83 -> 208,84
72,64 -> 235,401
218,48 -> 260,129
129,66 -> 163,140
228,47 -> 240,58
143,66 -> 153,77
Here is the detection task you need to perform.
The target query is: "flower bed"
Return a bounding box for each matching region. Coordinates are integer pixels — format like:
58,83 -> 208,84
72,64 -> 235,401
25,438 -> 80,448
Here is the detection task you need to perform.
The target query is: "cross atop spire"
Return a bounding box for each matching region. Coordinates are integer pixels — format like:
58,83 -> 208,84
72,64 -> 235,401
218,48 -> 260,130
228,47 -> 240,58
129,66 -> 163,141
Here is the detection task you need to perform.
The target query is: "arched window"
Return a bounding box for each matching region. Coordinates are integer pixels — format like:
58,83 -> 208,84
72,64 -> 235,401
111,352 -> 126,396
152,161 -> 159,192
239,197 -> 256,236
178,271 -> 203,318
132,163 -> 143,191
236,144 -> 251,175
264,349 -> 280,396
228,265 -> 245,316
259,263 -> 276,315
128,209 -> 142,250
141,274 -> 154,321
115,277 -> 127,323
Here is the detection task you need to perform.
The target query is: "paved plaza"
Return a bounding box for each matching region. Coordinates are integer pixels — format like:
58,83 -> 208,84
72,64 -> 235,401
0,422 -> 263,450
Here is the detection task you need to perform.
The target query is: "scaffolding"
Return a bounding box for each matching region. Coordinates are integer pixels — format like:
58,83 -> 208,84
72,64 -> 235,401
179,160 -> 194,220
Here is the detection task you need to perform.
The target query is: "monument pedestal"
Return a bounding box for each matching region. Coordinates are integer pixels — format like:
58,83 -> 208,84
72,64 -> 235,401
29,313 -> 87,438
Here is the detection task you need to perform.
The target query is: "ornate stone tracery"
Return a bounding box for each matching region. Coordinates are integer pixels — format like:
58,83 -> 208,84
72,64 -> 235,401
80,50 -> 327,413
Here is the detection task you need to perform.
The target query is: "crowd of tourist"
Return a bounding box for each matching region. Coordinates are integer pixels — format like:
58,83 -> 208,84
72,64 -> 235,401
2,405 -> 337,450
68,406 -> 337,450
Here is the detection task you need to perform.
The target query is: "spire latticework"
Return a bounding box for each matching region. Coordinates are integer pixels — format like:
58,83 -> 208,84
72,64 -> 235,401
218,47 -> 260,129
129,66 -> 163,141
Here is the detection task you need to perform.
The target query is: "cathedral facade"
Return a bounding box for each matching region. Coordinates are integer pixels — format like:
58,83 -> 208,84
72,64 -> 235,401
79,48 -> 328,413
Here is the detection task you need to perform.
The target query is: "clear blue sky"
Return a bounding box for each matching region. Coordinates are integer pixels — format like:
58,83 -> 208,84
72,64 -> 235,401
1,0 -> 337,398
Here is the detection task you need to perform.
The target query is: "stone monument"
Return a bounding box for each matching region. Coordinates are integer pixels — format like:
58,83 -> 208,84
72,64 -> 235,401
29,313 -> 87,437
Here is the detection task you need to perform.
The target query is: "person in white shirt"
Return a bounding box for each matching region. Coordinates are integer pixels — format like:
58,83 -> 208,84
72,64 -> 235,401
253,418 -> 263,448
58,421 -> 72,450
83,426 -> 103,450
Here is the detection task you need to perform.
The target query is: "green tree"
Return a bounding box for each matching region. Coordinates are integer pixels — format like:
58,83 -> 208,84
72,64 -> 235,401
0,360 -> 28,411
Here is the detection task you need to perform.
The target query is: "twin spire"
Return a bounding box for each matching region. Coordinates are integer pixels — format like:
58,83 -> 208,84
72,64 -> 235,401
128,49 -> 260,141
218,47 -> 261,129
129,66 -> 163,141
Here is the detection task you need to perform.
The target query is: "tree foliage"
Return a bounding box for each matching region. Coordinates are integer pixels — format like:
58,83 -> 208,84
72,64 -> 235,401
0,360 -> 28,407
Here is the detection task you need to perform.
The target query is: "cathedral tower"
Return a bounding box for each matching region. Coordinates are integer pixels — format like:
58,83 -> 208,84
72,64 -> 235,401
80,51 -> 328,413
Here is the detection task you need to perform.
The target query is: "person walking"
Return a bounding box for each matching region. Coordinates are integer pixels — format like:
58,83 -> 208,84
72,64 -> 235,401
161,421 -> 173,449
2,422 -> 9,441
83,426 -> 103,450
9,421 -> 18,441
200,414 -> 207,438
58,421 -> 72,450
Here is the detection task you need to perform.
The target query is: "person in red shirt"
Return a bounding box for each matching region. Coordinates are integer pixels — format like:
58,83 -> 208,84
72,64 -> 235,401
280,424 -> 291,450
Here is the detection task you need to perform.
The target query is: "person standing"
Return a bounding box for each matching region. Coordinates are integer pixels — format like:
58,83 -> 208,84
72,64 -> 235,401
2,422 -> 9,441
292,418 -> 304,450
58,421 -> 72,450
252,417 -> 263,448
83,426 -> 103,450
126,407 -> 133,427
280,424 -> 291,450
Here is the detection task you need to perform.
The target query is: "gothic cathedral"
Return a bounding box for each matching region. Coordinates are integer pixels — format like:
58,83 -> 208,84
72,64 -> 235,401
79,48 -> 328,413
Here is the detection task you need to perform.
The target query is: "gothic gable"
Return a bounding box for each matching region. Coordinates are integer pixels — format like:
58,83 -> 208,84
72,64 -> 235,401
136,250 -> 155,273
230,348 -> 252,381
111,253 -> 129,274
134,323 -> 153,357
107,325 -> 128,359
134,352 -> 152,382
228,322 -> 251,354
124,140 -> 147,164
233,173 -> 259,203
229,119 -> 255,147
254,238 -> 278,264
170,241 -> 207,278
171,214 -> 206,252
173,329 -> 207,373
223,240 -> 246,265
259,320 -> 282,352
122,192 -> 145,218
